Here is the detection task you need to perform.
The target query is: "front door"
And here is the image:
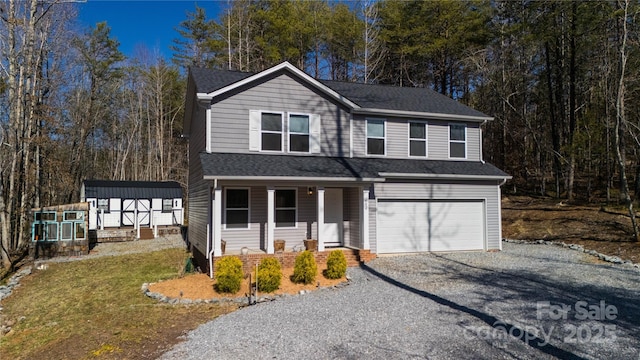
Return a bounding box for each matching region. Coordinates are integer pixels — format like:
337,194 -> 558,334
322,188 -> 343,247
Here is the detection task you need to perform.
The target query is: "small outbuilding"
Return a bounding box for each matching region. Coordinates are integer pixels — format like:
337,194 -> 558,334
81,180 -> 184,231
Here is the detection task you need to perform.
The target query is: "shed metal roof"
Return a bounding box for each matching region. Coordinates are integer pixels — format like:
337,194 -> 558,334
82,180 -> 183,199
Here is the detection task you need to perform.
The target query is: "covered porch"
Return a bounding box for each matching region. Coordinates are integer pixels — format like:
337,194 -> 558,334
207,183 -> 373,258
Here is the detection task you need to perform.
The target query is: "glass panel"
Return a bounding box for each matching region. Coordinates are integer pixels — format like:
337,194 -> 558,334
33,223 -> 45,241
450,142 -> 466,158
162,199 -> 173,213
275,209 -> 296,227
75,222 -> 86,240
261,133 -> 282,151
450,124 -> 465,141
410,123 -> 425,139
226,210 -> 249,228
97,199 -> 109,211
35,212 -> 56,221
261,113 -> 282,131
61,222 -> 73,240
367,120 -> 384,137
410,140 -> 426,156
276,190 -> 296,208
290,134 -> 309,152
46,223 -> 58,241
289,115 -> 309,133
226,189 -> 249,208
367,138 -> 385,155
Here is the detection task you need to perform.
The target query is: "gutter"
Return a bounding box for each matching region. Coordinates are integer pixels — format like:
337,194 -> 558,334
378,172 -> 512,181
203,175 -> 384,182
352,108 -> 493,123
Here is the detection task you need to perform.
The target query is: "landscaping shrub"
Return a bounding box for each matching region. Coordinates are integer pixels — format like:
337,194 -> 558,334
214,256 -> 243,293
324,250 -> 347,279
291,250 -> 317,284
257,257 -> 282,292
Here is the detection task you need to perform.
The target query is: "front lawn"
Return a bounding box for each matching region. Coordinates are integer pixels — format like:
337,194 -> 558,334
0,248 -> 236,360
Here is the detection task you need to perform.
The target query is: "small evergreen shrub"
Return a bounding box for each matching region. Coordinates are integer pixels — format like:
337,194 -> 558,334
257,257 -> 282,292
214,256 -> 243,293
324,250 -> 347,279
291,250 -> 317,285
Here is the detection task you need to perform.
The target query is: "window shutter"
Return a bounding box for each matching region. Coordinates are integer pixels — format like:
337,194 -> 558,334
249,110 -> 260,151
310,114 -> 321,154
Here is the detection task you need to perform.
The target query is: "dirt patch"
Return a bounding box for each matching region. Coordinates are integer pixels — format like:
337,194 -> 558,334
149,267 -> 346,300
502,196 -> 640,263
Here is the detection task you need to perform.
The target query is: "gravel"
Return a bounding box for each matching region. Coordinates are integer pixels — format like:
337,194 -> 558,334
161,242 -> 640,360
37,234 -> 186,264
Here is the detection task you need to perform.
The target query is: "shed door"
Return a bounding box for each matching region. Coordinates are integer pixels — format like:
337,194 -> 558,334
122,199 -> 136,226
377,200 -> 484,253
137,199 -> 150,226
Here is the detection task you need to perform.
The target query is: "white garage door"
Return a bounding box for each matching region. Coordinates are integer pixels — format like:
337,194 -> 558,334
377,200 -> 485,253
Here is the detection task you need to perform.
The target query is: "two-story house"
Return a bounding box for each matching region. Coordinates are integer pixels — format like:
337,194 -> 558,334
184,62 -> 510,274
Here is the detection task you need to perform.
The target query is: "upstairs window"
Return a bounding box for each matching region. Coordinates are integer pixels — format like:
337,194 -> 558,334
225,188 -> 249,229
261,112 -> 283,151
288,114 -> 310,153
366,119 -> 385,155
275,189 -> 296,228
449,123 -> 466,158
409,122 -> 427,157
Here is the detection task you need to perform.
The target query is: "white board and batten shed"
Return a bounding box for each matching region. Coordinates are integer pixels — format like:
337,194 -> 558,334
81,180 -> 184,230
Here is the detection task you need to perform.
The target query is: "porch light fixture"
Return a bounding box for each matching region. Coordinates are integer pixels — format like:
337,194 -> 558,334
307,187 -> 314,196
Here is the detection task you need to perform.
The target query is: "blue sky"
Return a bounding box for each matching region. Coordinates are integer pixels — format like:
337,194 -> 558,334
77,0 -> 224,60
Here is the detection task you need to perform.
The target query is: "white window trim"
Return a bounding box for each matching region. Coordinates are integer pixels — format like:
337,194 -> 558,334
275,188 -> 298,229
223,187 -> 251,230
366,118 -> 386,156
161,198 -> 173,213
97,198 -> 110,213
408,121 -> 428,158
287,112 -> 311,154
259,111 -> 285,153
448,123 -> 467,159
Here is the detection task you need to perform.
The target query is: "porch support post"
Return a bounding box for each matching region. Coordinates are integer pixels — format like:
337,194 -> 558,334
362,187 -> 370,250
267,187 -> 275,254
317,187 -> 325,252
213,187 -> 223,255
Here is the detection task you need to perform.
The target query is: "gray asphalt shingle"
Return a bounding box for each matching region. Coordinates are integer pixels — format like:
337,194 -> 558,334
199,152 -> 508,180
189,66 -> 489,118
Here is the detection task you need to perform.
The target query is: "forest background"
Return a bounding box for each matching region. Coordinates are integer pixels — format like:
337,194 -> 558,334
1,0 -> 639,267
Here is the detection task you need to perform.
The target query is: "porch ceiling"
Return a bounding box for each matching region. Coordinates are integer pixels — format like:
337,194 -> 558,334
199,152 -> 509,181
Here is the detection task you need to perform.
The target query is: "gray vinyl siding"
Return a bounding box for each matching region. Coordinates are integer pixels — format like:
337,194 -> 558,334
368,197 -> 377,253
373,181 -> 502,250
210,74 -> 351,157
352,115 -> 481,161
221,186 -> 318,252
188,105 -> 210,256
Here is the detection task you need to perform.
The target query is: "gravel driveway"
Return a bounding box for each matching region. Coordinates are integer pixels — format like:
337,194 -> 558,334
162,242 -> 640,359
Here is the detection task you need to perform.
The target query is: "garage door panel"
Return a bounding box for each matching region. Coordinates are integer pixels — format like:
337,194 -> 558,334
377,201 -> 484,253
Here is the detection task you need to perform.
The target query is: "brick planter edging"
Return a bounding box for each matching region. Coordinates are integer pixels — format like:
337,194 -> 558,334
216,249 -> 376,275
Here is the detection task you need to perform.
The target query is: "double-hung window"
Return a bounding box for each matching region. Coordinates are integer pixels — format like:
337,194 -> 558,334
288,114 -> 310,153
275,189 -> 296,228
409,122 -> 427,157
449,123 -> 466,158
261,112 -> 283,151
225,188 -> 249,229
366,119 -> 385,155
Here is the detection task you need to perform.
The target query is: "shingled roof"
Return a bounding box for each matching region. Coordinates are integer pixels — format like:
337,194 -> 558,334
188,63 -> 490,119
82,180 -> 183,199
199,153 -> 509,181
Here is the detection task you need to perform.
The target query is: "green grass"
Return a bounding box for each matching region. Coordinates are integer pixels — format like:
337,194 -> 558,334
0,248 -> 235,359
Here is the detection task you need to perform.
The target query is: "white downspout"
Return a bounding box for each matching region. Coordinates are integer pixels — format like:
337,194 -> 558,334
209,179 -> 218,278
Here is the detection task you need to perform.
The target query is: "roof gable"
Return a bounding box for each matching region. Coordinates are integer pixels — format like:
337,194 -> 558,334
184,61 -> 492,136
